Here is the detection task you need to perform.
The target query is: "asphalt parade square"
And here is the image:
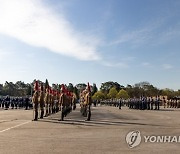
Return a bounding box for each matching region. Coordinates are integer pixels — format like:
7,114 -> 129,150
0,105 -> 179,154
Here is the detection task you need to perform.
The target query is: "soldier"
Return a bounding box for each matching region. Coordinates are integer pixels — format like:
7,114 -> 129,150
55,90 -> 59,113
72,93 -> 77,110
24,96 -> 29,110
80,83 -> 92,121
157,96 -> 160,110
49,87 -> 52,115
150,97 -> 154,110
32,81 -> 39,121
44,87 -> 49,117
118,98 -> 122,109
59,84 -> 69,121
51,90 -> 56,113
39,83 -> 45,119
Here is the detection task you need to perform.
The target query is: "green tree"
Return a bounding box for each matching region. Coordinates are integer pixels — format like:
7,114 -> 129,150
161,88 -> 175,99
92,91 -> 105,100
107,87 -> 118,99
117,89 -> 129,99
100,81 -> 123,93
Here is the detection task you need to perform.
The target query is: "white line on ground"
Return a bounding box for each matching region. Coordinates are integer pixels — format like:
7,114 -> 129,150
0,121 -> 31,133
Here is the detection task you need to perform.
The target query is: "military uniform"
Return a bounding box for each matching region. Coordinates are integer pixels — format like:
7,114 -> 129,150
44,88 -> 49,117
32,81 -> 39,121
39,84 -> 45,119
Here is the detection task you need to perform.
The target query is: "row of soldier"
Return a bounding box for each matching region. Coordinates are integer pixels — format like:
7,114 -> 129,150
127,97 -> 161,110
100,96 -> 180,110
163,98 -> 180,108
101,97 -> 161,110
0,96 -> 31,110
32,81 -> 77,121
100,99 -> 123,109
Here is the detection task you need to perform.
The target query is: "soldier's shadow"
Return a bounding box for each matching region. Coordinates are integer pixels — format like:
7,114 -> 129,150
38,117 -> 161,127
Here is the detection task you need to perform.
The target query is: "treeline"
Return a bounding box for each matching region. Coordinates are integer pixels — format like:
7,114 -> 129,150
93,81 -> 180,100
0,80 -> 179,100
0,80 -> 98,99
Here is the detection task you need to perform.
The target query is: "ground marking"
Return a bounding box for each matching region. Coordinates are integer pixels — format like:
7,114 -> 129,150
0,121 -> 31,133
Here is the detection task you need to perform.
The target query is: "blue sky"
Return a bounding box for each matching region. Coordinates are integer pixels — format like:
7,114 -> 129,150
0,0 -> 180,90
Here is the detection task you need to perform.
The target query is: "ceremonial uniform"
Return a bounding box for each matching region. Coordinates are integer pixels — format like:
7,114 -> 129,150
32,81 -> 39,121
44,88 -> 49,117
39,84 -> 45,119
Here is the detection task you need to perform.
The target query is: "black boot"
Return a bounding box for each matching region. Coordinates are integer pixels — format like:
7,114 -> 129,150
40,110 -> 44,119
34,111 -> 38,121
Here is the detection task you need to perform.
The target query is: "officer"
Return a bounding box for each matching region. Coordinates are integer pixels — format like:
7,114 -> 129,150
39,83 -> 45,119
32,81 -> 39,121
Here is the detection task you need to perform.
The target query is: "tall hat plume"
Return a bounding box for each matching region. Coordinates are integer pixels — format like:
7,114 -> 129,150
40,83 -> 44,91
61,84 -> 66,93
34,80 -> 39,91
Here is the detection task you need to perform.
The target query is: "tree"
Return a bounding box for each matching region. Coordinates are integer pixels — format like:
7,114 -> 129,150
161,88 -> 175,99
75,83 -> 87,92
92,83 -> 98,96
45,79 -> 49,89
73,87 -> 79,99
100,81 -> 122,93
0,84 -> 3,95
92,91 -> 105,100
117,89 -> 129,99
67,83 -> 74,92
107,87 -> 118,99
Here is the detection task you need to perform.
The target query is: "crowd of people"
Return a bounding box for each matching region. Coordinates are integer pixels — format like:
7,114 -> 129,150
0,96 -> 32,110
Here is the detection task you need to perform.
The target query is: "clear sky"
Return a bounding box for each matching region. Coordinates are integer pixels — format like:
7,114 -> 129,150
0,0 -> 180,90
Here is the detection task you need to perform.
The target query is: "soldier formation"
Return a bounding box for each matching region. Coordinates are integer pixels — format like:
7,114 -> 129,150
100,96 -> 180,110
32,80 -> 78,121
163,97 -> 180,108
127,96 -> 161,110
100,98 -> 124,109
0,95 -> 31,110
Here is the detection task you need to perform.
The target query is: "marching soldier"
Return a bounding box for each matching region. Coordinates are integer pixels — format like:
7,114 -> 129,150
32,81 -> 39,121
80,83 -> 92,121
44,87 -> 49,117
49,88 -> 52,115
55,90 -> 60,113
39,83 -> 45,119
51,90 -> 55,113
59,84 -> 68,121
72,93 -> 77,110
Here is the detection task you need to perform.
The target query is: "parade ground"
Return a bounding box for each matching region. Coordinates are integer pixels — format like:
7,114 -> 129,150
0,105 -> 179,154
